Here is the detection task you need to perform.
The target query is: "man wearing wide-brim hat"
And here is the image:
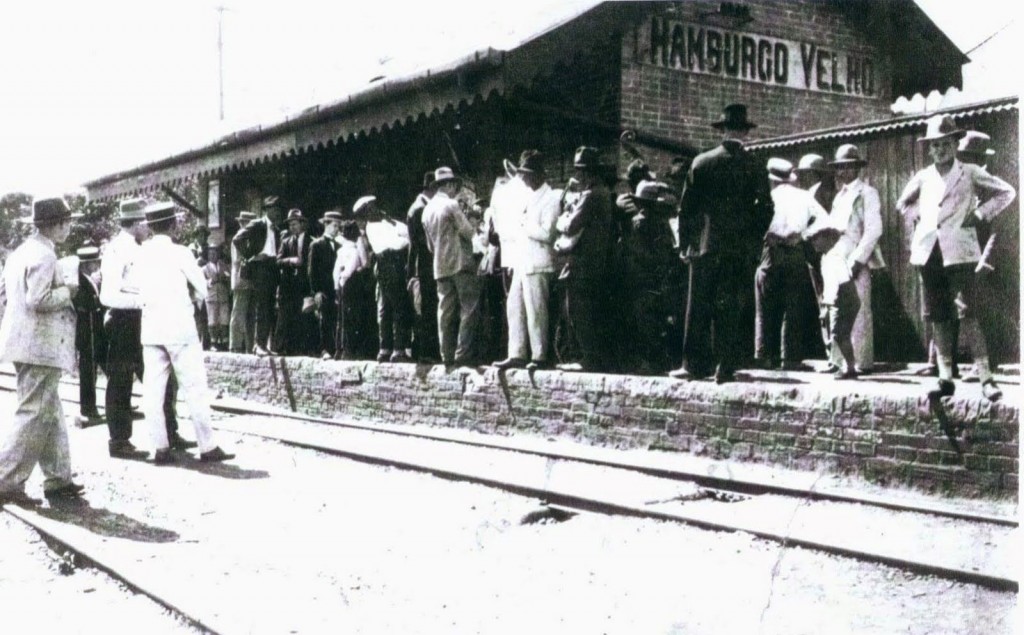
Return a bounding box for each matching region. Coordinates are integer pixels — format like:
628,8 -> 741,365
273,208 -> 314,356
0,197 -> 86,506
896,114 -> 1016,401
670,104 -> 774,384
229,211 -> 258,353
422,166 -> 481,365
134,201 -> 235,464
232,195 -> 284,355
794,153 -> 837,212
553,146 -> 615,372
754,158 -> 827,373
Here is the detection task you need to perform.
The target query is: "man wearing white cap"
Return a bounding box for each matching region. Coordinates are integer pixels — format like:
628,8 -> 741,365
897,115 -> 1015,401
422,166 -> 481,365
755,158 -> 826,371
135,202 -> 235,464
0,197 -> 85,505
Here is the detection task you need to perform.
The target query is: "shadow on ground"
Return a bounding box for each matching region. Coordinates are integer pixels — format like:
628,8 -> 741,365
35,498 -> 180,543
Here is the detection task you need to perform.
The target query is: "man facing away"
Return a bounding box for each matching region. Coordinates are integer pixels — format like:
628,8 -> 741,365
671,104 -> 774,384
422,166 -> 481,366
896,115 -> 1015,401
232,196 -> 283,356
135,202 -> 235,465
493,150 -> 562,371
0,197 -> 86,506
407,171 -> 441,363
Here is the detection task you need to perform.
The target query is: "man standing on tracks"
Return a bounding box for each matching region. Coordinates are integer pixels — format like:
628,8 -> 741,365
896,115 -> 1015,402
232,196 -> 283,356
0,197 -> 86,506
101,198 -> 193,461
422,166 -> 481,366
670,104 -> 774,384
136,202 -> 235,464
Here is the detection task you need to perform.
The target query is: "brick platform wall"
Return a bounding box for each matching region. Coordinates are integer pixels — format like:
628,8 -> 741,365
207,355 -> 1019,499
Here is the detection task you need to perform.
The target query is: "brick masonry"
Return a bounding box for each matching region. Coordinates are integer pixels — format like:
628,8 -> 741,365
206,354 -> 1019,499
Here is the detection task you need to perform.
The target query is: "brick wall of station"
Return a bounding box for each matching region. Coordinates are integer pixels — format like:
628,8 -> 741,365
206,355 -> 1019,499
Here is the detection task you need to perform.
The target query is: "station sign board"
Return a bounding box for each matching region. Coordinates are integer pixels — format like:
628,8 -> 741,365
637,16 -> 880,99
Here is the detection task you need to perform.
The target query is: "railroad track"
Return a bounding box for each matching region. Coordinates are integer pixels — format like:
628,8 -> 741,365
0,366 -> 1017,628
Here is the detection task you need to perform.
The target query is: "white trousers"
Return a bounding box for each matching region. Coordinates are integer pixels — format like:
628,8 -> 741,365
0,364 -> 73,494
830,265 -> 873,371
506,269 -> 553,362
143,343 -> 216,453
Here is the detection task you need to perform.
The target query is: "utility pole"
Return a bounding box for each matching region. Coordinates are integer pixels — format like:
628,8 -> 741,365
216,5 -> 227,121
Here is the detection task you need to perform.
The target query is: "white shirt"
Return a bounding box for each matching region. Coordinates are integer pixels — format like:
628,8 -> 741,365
333,236 -> 369,288
767,183 -> 825,242
365,219 -> 410,253
137,235 -> 208,345
99,230 -> 143,310
261,217 -> 278,258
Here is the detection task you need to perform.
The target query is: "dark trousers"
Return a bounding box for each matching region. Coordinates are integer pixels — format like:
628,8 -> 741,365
336,270 -> 378,359
412,274 -> 440,361
273,292 -> 303,355
755,247 -> 811,363
249,260 -> 278,350
104,310 -> 177,442
683,253 -> 747,376
317,296 -> 337,357
78,342 -> 98,416
375,253 -> 411,352
563,275 -> 610,372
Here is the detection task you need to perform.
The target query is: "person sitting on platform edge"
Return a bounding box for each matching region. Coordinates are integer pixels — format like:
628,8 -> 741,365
896,115 -> 1016,402
0,197 -> 86,506
135,201 -> 235,464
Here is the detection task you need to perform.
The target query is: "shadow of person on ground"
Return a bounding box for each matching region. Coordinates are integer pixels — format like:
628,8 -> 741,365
158,453 -> 270,480
33,498 -> 180,543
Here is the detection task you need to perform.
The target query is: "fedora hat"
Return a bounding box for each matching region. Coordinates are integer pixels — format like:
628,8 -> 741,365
573,146 -> 603,169
794,154 -> 828,173
918,114 -> 965,143
958,130 -> 995,157
353,196 -> 377,215
433,166 -> 458,184
515,150 -> 546,174
76,244 -> 101,262
285,208 -> 306,224
237,210 -> 257,224
144,201 -> 178,224
322,210 -> 344,223
767,157 -> 796,183
118,197 -> 148,221
711,103 -> 757,131
261,195 -> 280,210
633,180 -> 678,209
829,144 -> 867,167
20,197 -> 82,225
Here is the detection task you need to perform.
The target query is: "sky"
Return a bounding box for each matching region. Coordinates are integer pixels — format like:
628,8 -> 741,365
0,0 -> 1017,197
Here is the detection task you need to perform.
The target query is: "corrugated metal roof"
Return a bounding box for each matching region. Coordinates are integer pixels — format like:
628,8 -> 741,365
748,96 -> 1018,151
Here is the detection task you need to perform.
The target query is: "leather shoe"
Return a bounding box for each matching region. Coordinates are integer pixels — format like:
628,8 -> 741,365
928,379 -> 956,400
153,448 -> 176,465
376,350 -> 392,363
109,441 -> 149,461
982,380 -> 1003,402
390,351 -> 413,363
781,361 -> 813,372
0,490 -> 42,507
44,483 -> 85,500
493,357 -> 528,370
833,369 -> 859,380
199,447 -> 236,462
819,363 -> 840,374
170,434 -> 198,450
913,365 -> 939,377
254,345 -> 270,357
714,371 -> 736,384
668,366 -> 709,380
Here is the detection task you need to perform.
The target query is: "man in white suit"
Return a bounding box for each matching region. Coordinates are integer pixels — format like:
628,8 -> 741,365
825,144 -> 885,376
0,197 -> 86,506
896,115 -> 1015,401
493,150 -> 562,371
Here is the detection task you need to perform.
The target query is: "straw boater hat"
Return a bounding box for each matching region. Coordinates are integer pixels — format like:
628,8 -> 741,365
433,166 -> 458,184
118,198 -> 148,222
237,210 -> 257,225
958,131 -> 995,158
794,154 -> 828,173
633,180 -> 679,210
285,208 -> 306,224
76,244 -> 101,262
711,103 -> 757,130
143,201 -> 178,224
352,196 -> 377,215
19,197 -> 82,225
829,144 -> 867,168
767,158 -> 796,183
918,114 -> 965,143
322,210 -> 344,223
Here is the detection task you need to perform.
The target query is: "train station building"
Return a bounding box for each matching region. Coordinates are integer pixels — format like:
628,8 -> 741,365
82,0 -> 1016,363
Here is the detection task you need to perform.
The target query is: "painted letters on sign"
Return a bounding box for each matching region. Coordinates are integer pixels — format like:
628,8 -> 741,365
639,16 -> 878,98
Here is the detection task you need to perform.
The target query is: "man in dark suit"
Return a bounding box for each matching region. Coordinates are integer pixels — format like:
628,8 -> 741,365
232,196 -> 282,355
671,104 -> 774,383
73,244 -> 105,426
407,172 -> 440,362
553,146 -> 614,373
309,210 -> 342,359
274,208 -> 312,355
